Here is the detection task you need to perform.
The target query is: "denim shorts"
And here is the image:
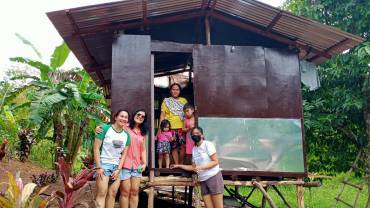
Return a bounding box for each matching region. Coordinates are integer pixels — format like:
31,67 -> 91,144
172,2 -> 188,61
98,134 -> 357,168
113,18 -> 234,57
95,163 -> 119,178
120,168 -> 142,181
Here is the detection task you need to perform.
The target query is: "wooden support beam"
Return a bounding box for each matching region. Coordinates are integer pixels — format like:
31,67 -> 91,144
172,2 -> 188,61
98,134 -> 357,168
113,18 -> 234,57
79,11 -> 205,37
266,11 -> 282,32
148,170 -> 155,208
252,181 -> 277,208
205,16 -> 211,46
296,178 -> 305,208
308,38 -> 350,62
65,10 -> 105,85
155,68 -> 191,78
272,185 -> 292,208
142,0 -> 148,24
151,40 -> 194,53
147,181 -> 196,187
88,64 -> 111,72
210,0 -> 218,11
223,180 -> 321,187
210,12 -> 331,59
201,0 -> 209,10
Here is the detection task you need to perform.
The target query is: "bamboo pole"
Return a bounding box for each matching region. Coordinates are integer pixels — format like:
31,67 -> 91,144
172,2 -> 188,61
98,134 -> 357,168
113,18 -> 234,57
252,181 -> 277,208
296,178 -> 305,208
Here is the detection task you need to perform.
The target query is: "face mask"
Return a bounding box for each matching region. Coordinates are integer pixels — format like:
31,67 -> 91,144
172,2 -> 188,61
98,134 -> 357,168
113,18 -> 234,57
191,135 -> 201,143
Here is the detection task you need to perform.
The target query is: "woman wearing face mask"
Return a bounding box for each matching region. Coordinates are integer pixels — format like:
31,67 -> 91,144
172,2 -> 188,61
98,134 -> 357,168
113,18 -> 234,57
171,127 -> 224,208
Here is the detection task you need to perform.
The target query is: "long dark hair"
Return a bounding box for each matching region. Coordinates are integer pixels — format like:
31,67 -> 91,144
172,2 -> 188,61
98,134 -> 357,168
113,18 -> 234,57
129,109 -> 148,136
112,109 -> 130,124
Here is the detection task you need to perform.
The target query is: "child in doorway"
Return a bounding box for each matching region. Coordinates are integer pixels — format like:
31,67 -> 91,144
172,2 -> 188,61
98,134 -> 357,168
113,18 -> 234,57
157,119 -> 174,168
182,103 -> 195,164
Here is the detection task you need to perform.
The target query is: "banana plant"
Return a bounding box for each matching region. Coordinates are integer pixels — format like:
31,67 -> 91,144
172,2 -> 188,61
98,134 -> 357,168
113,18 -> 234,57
8,35 -> 109,167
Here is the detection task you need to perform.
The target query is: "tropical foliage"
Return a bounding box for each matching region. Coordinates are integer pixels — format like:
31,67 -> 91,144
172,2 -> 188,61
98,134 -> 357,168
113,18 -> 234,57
284,0 -> 370,175
1,35 -> 109,169
0,172 -> 48,208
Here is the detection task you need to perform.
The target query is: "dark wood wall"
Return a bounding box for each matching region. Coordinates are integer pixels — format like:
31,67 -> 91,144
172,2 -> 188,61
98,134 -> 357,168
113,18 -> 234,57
193,45 -> 302,119
111,35 -> 153,167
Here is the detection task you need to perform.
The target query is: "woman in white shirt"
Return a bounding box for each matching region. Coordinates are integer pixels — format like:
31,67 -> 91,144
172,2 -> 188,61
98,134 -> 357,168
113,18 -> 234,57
171,127 -> 224,208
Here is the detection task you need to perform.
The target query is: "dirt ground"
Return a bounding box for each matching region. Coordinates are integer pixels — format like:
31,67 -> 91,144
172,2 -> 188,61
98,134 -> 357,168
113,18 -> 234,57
0,159 -> 55,191
0,159 -> 200,208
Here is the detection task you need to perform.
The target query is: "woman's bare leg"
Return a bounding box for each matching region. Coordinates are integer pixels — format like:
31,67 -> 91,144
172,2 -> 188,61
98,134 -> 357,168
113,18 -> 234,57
119,179 -> 131,208
203,194 -> 214,208
105,179 -> 120,208
95,175 -> 109,208
129,177 -> 141,208
211,193 -> 224,208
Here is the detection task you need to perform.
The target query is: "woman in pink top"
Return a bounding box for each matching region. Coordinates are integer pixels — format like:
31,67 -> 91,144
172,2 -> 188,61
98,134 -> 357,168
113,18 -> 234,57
183,103 -> 195,164
120,109 -> 147,208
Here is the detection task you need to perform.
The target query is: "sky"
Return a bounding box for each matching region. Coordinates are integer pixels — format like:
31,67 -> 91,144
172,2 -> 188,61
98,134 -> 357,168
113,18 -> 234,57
0,0 -> 285,79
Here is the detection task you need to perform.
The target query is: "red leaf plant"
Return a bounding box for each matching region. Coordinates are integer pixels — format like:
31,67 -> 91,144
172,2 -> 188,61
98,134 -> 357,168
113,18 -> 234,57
50,158 -> 95,208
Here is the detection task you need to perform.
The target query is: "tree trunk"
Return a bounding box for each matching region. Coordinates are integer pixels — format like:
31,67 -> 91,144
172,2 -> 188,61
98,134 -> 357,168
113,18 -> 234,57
53,112 -> 64,170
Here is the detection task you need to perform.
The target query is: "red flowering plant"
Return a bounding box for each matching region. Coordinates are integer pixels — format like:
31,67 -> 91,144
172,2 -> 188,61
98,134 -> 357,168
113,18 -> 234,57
49,158 -> 95,208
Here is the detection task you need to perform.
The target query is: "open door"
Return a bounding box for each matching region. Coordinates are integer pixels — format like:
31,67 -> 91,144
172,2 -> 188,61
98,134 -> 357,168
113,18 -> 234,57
193,45 -> 306,177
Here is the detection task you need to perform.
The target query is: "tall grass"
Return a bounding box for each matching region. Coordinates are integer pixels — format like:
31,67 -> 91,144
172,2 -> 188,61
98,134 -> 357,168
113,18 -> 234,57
29,139 -> 55,169
225,174 -> 368,208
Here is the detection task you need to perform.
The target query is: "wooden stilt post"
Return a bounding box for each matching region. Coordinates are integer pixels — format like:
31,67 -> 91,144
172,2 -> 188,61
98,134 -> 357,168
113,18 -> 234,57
148,53 -> 155,208
296,178 -> 305,208
148,170 -> 155,208
205,16 -> 211,46
188,186 -> 194,207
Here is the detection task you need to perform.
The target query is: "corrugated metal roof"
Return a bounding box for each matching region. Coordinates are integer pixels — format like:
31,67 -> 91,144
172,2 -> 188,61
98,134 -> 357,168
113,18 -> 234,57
47,0 -> 364,85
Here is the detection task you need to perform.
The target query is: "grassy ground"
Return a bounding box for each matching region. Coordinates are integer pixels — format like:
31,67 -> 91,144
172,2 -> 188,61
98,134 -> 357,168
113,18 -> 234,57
225,174 -> 369,208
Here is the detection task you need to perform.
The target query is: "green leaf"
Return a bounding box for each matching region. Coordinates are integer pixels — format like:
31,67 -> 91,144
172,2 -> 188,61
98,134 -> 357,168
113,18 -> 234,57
10,57 -> 51,81
15,33 -> 42,59
29,93 -> 67,125
50,42 -> 70,70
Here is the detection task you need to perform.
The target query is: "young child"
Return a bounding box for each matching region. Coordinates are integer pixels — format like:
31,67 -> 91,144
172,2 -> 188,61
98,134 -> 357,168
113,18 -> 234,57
157,119 -> 173,168
182,103 -> 195,164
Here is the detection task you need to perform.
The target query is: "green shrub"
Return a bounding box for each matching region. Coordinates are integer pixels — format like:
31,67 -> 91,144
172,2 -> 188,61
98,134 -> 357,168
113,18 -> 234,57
29,139 -> 55,169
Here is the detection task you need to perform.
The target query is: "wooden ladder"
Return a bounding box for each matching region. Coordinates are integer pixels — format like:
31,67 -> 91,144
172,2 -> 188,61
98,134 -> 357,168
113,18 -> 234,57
333,151 -> 365,208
